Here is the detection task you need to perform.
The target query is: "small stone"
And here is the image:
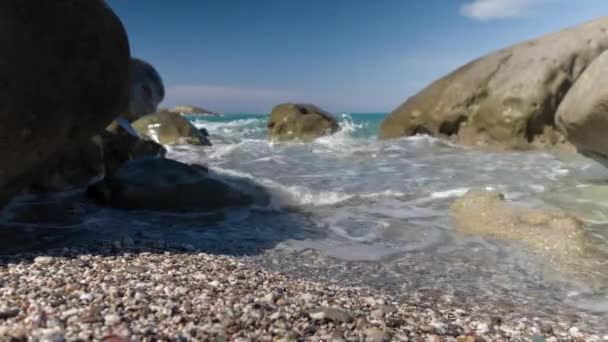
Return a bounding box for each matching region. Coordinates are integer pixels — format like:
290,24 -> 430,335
104,314 -> 121,326
428,335 -> 442,342
307,308 -> 353,323
125,265 -> 147,274
569,327 -> 581,337
532,335 -> 546,342
363,327 -> 390,342
34,256 -> 55,265
0,308 -> 19,319
540,324 -> 554,334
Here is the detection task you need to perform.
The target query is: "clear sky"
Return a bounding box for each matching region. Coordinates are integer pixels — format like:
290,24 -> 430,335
106,0 -> 608,113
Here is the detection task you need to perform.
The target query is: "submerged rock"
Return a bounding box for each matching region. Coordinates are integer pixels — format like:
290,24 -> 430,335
451,189 -> 605,280
267,103 -> 340,142
87,158 -> 268,212
132,111 -> 212,146
379,17 -> 608,149
0,0 -> 130,207
556,50 -> 608,165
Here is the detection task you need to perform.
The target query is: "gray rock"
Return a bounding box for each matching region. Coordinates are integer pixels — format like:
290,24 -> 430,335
307,308 -> 353,323
125,58 -> 165,121
380,16 -> 608,149
87,158 -> 269,212
556,50 -> 608,165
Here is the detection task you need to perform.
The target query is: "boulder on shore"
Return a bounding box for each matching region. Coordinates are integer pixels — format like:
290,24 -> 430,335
0,1 -> 130,207
87,158 -> 269,212
556,50 -> 608,165
267,103 -> 340,142
26,132 -> 166,193
379,17 -> 608,149
132,111 -> 212,146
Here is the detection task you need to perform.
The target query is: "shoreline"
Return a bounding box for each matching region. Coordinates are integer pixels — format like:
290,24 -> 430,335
1,243 -> 606,341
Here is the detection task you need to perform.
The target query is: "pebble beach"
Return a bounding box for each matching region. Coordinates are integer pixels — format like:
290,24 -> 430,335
1,242 -> 607,342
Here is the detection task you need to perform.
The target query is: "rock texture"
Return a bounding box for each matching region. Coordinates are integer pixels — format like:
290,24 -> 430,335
124,58 -> 165,121
379,17 -> 608,149
0,1 -> 130,206
556,50 -> 608,164
132,111 -> 212,146
451,189 -> 605,280
268,103 -> 340,142
26,132 -> 165,193
87,158 -> 268,212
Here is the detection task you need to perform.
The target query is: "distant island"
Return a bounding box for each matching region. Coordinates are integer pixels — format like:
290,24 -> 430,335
170,105 -> 219,115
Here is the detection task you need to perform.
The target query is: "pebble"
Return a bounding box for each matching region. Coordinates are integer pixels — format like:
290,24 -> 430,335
104,314 -> 121,326
0,308 -> 19,319
307,308 -> 353,323
34,256 -> 55,265
0,246 -> 602,341
363,327 -> 390,342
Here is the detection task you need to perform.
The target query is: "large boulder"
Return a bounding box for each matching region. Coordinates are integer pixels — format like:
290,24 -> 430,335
379,17 -> 608,149
0,1 -> 130,207
267,103 -> 340,142
87,158 -> 269,212
132,111 -> 212,146
26,132 -> 166,193
555,50 -> 608,164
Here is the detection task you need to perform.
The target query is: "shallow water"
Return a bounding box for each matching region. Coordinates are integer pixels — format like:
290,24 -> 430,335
3,113 -> 608,332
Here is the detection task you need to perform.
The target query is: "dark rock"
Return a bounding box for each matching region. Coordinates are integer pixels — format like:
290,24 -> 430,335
0,0 -> 130,207
87,158 -> 269,212
267,103 -> 340,142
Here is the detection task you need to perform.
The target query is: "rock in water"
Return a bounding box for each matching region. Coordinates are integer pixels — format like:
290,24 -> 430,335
451,189 -> 607,282
125,58 -> 165,121
379,17 -> 608,149
0,1 -> 130,207
267,103 -> 340,142
87,158 -> 269,212
556,50 -> 608,165
132,111 -> 212,146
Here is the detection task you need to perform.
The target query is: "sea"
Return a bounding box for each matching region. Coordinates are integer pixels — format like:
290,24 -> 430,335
3,113 -> 608,332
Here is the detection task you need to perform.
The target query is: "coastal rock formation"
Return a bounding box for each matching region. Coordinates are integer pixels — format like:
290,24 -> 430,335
268,103 -> 340,142
172,105 -> 218,115
27,132 -> 166,193
87,158 -> 268,212
125,58 -> 165,121
379,17 -> 608,149
555,50 -> 608,165
451,189 -> 604,278
132,111 -> 212,146
0,1 -> 130,207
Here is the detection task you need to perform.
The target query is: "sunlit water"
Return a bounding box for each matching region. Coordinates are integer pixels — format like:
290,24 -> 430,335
3,113 -> 608,331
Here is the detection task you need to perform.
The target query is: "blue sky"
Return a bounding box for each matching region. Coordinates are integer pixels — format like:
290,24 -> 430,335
107,0 -> 608,113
